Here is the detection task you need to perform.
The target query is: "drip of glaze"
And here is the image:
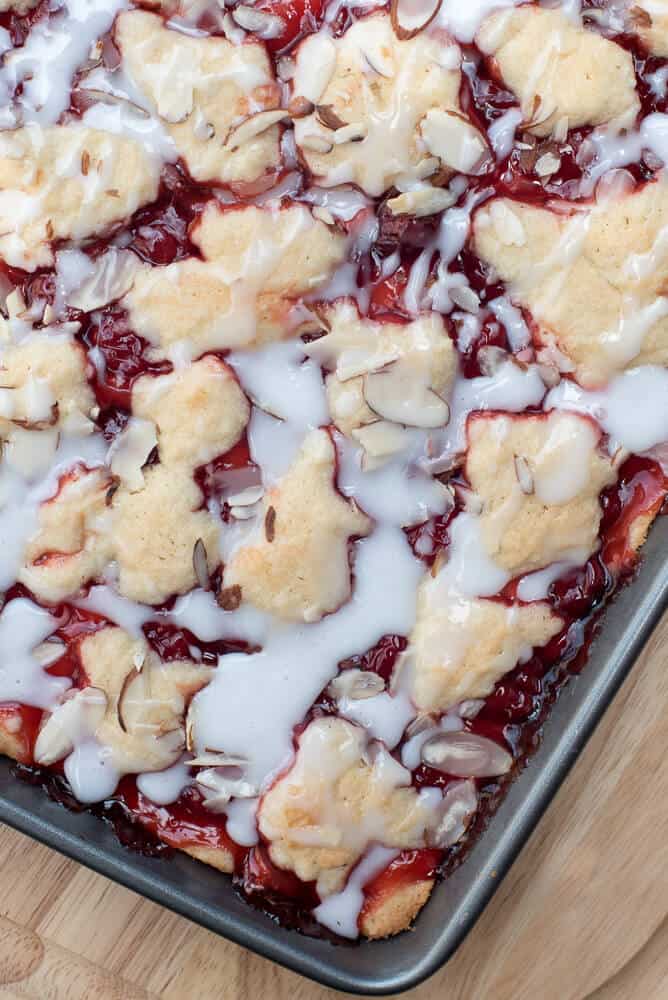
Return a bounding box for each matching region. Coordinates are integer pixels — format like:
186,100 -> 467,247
137,755 -> 192,806
312,844 -> 398,939
0,599 -> 70,709
0,429 -> 107,591
547,366 -> 668,454
2,0 -> 128,126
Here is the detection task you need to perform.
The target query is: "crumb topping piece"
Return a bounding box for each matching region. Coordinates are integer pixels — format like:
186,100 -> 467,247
224,429 -> 372,622
477,7 -> 639,137
116,10 -> 282,185
124,202 -> 347,356
35,626 -> 212,774
406,575 -> 562,712
132,356 -> 250,469
292,14 -> 487,196
473,184 -> 668,387
0,125 -> 160,271
258,716 -> 437,896
0,334 -> 95,435
629,1 -> 668,56
466,411 -> 618,577
305,302 -> 456,442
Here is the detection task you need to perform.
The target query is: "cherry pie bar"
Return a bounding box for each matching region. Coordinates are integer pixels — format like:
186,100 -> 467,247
0,0 -> 667,941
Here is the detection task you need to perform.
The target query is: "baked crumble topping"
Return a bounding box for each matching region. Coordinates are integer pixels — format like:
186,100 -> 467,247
0,0 -> 667,943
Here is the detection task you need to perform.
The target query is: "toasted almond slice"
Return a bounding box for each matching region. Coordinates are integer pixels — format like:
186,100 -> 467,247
363,365 -> 451,429
390,0 -> 442,40
225,109 -> 287,151
316,103 -> 347,130
288,95 -> 314,118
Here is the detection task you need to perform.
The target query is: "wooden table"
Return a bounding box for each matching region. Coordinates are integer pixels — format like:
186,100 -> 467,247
0,614 -> 666,1000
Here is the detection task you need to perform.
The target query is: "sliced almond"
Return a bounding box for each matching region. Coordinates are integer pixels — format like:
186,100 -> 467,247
226,485 -> 264,507
488,200 -> 527,247
192,537 -> 210,591
427,779 -> 477,849
514,454 -> 534,495
420,109 -> 489,175
449,284 -> 480,314
535,151 -> 561,177
232,5 -> 285,38
108,418 -> 158,493
363,364 -> 450,429
329,669 -> 385,701
316,104 -> 347,130
287,96 -> 315,118
352,420 -> 411,471
187,750 -> 248,768
292,33 -> 337,104
196,767 -> 258,809
523,95 -> 558,132
67,249 -> 140,312
387,186 -> 455,218
421,730 -> 513,778
224,109 -> 287,151
390,0 -> 442,40
34,687 -> 107,766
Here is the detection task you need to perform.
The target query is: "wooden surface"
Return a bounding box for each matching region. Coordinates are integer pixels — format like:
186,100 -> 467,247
0,616 -> 667,1000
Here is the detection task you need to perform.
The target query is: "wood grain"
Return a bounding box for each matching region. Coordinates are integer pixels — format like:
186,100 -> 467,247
0,613 -> 666,1000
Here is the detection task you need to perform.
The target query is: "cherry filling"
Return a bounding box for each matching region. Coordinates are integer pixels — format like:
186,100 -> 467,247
1,0 -> 667,940
0,0 -> 48,46
79,306 -> 172,411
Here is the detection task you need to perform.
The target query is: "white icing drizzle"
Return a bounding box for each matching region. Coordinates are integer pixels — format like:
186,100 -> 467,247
0,599 -> 70,709
0,0 -> 666,937
2,0 -> 129,126
312,844 -> 398,938
547,367 -> 668,454
137,756 -> 192,805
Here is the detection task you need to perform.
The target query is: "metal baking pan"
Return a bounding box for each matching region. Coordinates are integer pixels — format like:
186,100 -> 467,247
0,516 -> 667,995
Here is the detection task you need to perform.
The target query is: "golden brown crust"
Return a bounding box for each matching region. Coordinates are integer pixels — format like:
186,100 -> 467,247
0,125 -> 160,270
124,203 -> 347,356
473,184 -> 668,388
180,843 -> 235,874
477,7 -> 639,137
359,879 -> 435,939
0,712 -> 32,765
117,10 -> 282,186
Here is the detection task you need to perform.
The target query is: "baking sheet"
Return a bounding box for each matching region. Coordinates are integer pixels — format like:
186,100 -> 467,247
0,515 -> 666,995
